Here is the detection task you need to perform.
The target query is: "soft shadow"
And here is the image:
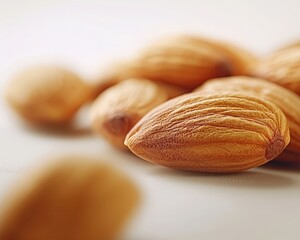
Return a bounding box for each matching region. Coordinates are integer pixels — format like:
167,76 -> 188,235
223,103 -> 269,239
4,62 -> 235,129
149,166 -> 295,188
262,161 -> 300,173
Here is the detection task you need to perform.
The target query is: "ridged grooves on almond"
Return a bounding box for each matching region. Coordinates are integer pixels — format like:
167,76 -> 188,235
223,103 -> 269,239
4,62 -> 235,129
195,76 -> 300,161
125,93 -> 290,172
251,48 -> 300,96
90,79 -> 185,149
131,41 -> 231,89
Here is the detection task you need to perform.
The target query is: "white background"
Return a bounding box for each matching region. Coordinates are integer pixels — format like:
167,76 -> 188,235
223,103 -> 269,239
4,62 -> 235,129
0,1 -> 300,239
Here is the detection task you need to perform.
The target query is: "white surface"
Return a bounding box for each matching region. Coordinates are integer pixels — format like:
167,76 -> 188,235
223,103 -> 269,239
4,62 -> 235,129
1,1 -> 300,239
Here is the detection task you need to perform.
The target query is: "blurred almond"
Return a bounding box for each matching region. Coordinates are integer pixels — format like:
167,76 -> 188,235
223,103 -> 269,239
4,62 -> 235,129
162,35 -> 257,75
251,48 -> 300,95
90,78 -> 186,149
129,39 -> 231,89
5,65 -> 92,126
0,156 -> 139,240
93,35 -> 257,91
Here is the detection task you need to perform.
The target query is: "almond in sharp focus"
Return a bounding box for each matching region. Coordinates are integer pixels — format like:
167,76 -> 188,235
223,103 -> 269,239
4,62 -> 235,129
125,92 -> 290,173
5,65 -> 93,126
250,48 -> 300,96
90,78 -> 186,149
0,156 -> 139,240
195,76 -> 300,164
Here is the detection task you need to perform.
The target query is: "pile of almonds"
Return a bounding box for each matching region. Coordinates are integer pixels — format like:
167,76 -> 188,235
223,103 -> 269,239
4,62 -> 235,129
2,34 -> 300,239
5,35 -> 300,172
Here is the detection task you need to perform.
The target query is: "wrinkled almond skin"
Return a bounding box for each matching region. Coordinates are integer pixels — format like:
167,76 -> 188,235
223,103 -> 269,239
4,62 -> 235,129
5,65 -> 92,125
195,76 -> 300,163
251,48 -> 300,96
0,156 -> 139,240
125,93 -> 290,173
90,78 -> 185,149
162,35 -> 257,75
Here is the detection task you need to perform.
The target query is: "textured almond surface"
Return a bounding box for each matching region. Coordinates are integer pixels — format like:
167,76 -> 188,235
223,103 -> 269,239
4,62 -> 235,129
195,76 -> 300,163
0,156 -> 139,240
125,93 -> 290,172
161,35 -> 257,75
90,78 -> 185,149
5,65 -> 92,125
251,48 -> 300,96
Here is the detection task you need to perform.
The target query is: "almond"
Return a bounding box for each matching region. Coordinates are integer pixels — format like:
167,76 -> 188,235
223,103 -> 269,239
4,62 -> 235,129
129,39 -> 231,89
90,78 -> 185,149
195,76 -> 300,163
125,93 -> 290,172
5,65 -> 92,125
95,40 -> 232,90
0,156 -> 139,240
251,48 -> 300,96
161,35 -> 257,75
94,35 -> 256,91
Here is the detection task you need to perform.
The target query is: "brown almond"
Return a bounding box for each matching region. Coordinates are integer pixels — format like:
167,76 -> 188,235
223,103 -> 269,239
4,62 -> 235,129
0,156 -> 139,240
93,35 -> 256,92
162,35 -> 257,75
90,78 -> 185,149
250,48 -> 300,95
129,39 -> 231,89
125,93 -> 290,173
5,65 -> 92,126
195,76 -> 300,164
95,39 -> 232,91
